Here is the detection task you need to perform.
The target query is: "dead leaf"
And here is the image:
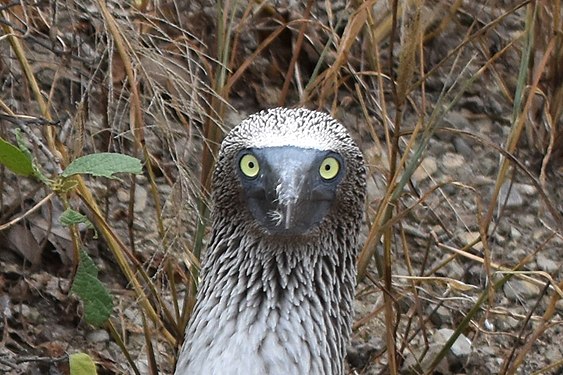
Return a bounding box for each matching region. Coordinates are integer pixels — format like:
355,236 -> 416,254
4,224 -> 42,266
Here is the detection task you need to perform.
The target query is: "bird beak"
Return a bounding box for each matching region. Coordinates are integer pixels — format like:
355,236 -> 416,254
275,166 -> 306,230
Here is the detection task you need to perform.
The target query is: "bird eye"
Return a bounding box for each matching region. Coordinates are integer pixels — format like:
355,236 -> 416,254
319,157 -> 340,180
240,154 -> 260,178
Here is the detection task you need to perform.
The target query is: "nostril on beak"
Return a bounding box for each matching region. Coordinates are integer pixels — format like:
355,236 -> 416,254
275,175 -> 303,229
284,202 -> 293,229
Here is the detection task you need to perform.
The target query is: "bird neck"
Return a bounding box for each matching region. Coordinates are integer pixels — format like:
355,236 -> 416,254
201,217 -> 357,307
183,218 -> 357,374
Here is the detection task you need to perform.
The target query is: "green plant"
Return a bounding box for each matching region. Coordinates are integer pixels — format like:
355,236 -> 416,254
0,1 -> 560,374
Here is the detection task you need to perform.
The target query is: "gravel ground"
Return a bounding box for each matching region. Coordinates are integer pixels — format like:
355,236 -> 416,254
0,1 -> 561,374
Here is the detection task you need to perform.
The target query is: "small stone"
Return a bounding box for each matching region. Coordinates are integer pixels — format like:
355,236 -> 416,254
429,138 -> 451,154
347,338 -> 383,368
432,328 -> 472,359
466,264 -> 485,287
158,183 -> 172,195
544,346 -> 563,367
402,344 -> 448,375
133,220 -> 147,231
477,345 -> 496,357
497,221 -> 512,235
461,96 -> 484,113
536,254 -> 558,273
86,329 -> 110,343
503,279 -> 541,301
353,300 -> 369,316
117,188 -> 129,203
366,177 -> 385,205
429,305 -> 451,327
484,96 -> 504,118
135,175 -> 147,184
480,157 -> 497,176
0,295 -> 11,319
498,181 -> 523,208
403,328 -> 473,373
516,183 -> 537,196
19,304 -> 42,323
397,295 -> 415,314
496,316 -> 520,330
444,111 -> 472,130
440,152 -> 466,172
441,182 -> 457,195
506,248 -> 527,264
483,318 -> 495,332
484,356 -> 503,374
472,175 -> 493,186
124,307 -> 143,326
510,227 -> 522,240
491,231 -> 507,245
446,259 -> 465,280
533,230 -> 546,241
453,138 -> 473,159
133,185 -> 148,213
433,256 -> 464,280
520,215 -> 536,227
134,354 -> 150,374
413,157 -> 438,182
459,231 -> 483,252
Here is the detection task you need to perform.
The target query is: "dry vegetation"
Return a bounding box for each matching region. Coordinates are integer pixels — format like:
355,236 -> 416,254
0,0 -> 561,374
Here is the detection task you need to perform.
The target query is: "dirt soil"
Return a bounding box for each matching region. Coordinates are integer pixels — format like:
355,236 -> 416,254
0,1 -> 562,375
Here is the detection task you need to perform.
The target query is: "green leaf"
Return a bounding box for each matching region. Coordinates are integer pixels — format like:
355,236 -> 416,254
62,153 -> 142,179
14,130 -> 50,184
69,352 -> 98,375
0,137 -> 34,176
14,129 -> 33,160
71,249 -> 113,327
60,208 -> 94,230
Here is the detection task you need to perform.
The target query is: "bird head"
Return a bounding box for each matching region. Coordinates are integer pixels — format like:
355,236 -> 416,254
213,107 -> 366,239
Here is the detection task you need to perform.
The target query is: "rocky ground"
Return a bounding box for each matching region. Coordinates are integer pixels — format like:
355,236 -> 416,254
0,1 -> 562,374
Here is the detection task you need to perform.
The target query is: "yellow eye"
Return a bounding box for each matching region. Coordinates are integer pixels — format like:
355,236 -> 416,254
319,157 -> 340,180
240,154 -> 260,178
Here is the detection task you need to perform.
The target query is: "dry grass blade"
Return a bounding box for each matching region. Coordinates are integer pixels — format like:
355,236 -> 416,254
533,1 -> 563,191
0,1 -> 561,373
141,310 -> 159,375
305,1 -> 370,103
278,0 -> 314,105
106,320 -> 142,375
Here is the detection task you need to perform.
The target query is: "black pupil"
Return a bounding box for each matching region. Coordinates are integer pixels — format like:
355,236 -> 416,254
248,161 -> 255,169
324,164 -> 331,171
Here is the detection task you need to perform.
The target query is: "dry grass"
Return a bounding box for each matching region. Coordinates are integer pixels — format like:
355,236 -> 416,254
0,0 -> 561,374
